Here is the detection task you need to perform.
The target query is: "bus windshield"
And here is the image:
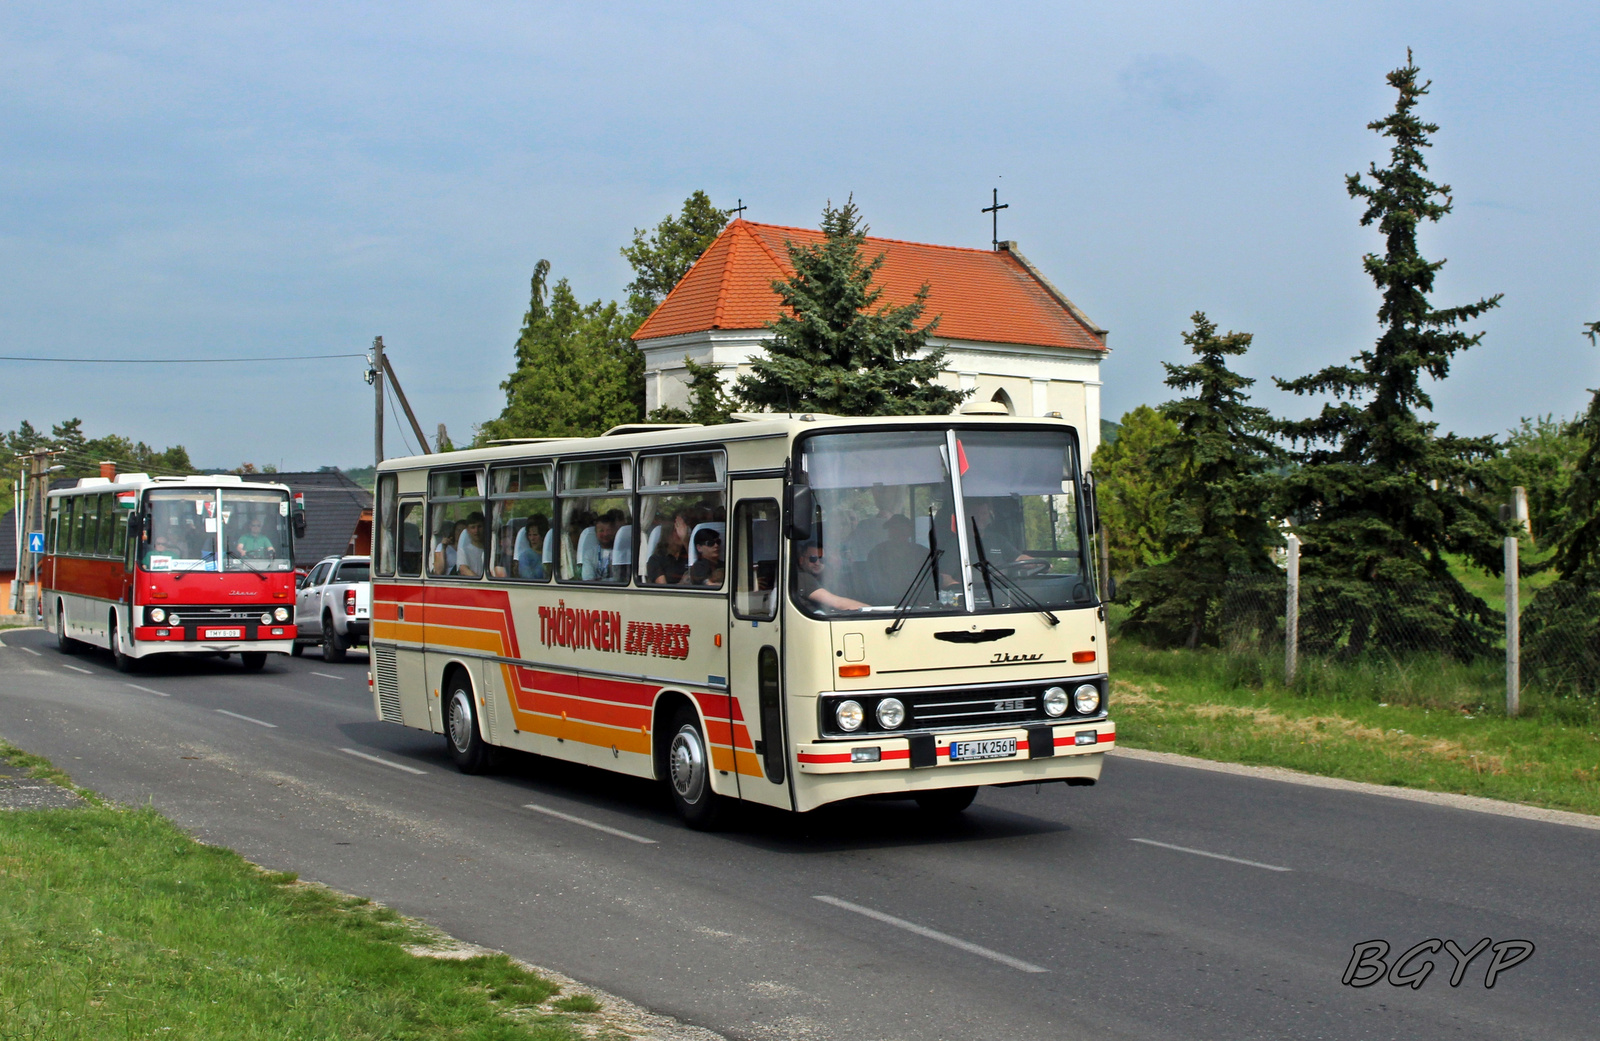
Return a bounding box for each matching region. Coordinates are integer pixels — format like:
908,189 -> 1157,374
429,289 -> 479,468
141,487 -> 293,573
795,427 -> 1093,616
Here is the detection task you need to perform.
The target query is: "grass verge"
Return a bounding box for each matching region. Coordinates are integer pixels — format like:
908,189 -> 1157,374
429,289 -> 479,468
1110,641 -> 1600,816
0,740 -> 594,1041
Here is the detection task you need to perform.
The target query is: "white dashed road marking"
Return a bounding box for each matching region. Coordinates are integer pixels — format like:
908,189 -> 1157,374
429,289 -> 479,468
1129,837 -> 1291,872
522,803 -> 657,845
814,895 -> 1048,973
126,684 -> 171,697
311,672 -> 344,680
215,709 -> 277,728
61,664 -> 92,674
340,748 -> 426,775
21,647 -> 42,656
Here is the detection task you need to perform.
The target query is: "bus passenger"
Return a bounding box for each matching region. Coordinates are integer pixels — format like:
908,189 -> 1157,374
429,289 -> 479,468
432,520 -> 458,575
796,542 -> 867,612
866,513 -> 926,603
646,510 -> 690,585
457,511 -> 486,577
513,514 -> 548,579
579,509 -> 626,581
687,528 -> 723,587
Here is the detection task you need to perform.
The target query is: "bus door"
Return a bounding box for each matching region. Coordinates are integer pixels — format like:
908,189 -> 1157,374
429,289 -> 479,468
726,480 -> 791,809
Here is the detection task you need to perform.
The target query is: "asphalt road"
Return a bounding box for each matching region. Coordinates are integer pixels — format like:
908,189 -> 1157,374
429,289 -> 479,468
2,626 -> 1595,1040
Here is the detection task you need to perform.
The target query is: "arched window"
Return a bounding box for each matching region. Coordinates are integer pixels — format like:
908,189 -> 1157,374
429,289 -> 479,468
990,388 -> 1015,415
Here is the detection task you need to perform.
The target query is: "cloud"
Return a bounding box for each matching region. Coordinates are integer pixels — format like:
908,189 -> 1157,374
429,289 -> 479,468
1118,54 -> 1222,112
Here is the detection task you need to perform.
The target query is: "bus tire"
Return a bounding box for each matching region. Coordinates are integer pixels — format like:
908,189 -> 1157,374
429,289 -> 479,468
55,603 -> 77,655
915,786 -> 978,816
110,612 -> 137,673
290,642 -> 305,657
665,705 -> 723,830
445,674 -> 492,774
240,652 -> 267,672
321,615 -> 347,663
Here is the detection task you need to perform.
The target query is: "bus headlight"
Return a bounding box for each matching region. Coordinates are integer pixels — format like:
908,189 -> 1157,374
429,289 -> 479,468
1073,684 -> 1101,714
273,607 -> 289,622
875,698 -> 905,729
167,613 -> 182,626
835,700 -> 865,732
148,608 -> 166,624
260,612 -> 273,625
1042,686 -> 1069,717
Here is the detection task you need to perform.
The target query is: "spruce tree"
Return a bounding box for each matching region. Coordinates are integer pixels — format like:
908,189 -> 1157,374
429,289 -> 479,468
621,191 -> 729,322
1551,322 -> 1600,581
735,198 -> 966,417
1275,52 -> 1505,658
1123,313 -> 1282,648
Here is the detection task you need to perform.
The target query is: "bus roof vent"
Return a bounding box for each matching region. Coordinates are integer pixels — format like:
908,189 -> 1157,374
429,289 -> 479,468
76,477 -> 112,488
958,402 -> 1010,416
114,472 -> 151,484
602,423 -> 701,436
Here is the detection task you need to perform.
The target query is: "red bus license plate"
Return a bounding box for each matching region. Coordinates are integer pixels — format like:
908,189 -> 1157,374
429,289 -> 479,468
948,738 -> 1017,761
204,628 -> 243,639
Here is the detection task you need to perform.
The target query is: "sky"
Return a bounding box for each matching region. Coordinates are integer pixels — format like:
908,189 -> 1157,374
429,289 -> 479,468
2,1 -> 1597,472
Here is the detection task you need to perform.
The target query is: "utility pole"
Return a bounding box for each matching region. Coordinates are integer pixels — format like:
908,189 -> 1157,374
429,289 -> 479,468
368,336 -> 385,470
14,447 -> 61,618
380,354 -> 430,454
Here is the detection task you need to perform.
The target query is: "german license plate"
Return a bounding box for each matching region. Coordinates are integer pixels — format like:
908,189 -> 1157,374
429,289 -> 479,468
948,737 -> 1017,762
204,628 -> 242,639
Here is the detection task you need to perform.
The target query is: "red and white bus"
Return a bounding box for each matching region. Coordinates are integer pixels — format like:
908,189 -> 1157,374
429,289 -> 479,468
41,472 -> 305,671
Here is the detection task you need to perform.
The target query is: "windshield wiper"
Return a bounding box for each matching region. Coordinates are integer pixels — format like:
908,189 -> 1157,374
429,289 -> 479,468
969,520 -> 1059,627
231,559 -> 270,581
886,509 -> 943,635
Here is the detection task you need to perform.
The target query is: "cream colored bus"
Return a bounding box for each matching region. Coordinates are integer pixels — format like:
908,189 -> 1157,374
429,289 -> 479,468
369,411 -> 1114,827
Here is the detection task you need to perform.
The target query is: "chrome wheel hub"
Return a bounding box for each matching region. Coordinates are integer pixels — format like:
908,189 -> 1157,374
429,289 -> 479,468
448,690 -> 474,753
668,725 -> 706,803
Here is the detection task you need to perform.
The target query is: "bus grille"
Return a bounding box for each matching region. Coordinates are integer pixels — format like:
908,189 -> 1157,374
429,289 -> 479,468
372,645 -> 402,723
819,679 -> 1104,737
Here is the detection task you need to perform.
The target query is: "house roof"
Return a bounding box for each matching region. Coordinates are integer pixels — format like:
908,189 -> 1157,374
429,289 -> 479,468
632,219 -> 1107,352
271,471 -> 372,567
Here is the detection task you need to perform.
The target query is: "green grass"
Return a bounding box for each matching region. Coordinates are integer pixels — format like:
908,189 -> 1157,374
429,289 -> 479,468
0,742 -> 591,1041
1110,640 -> 1600,816
1446,548 -> 1558,616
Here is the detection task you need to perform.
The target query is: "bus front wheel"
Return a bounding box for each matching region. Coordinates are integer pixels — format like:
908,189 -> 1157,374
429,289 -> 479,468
240,652 -> 267,672
110,613 -> 137,673
55,604 -> 77,655
445,677 -> 491,774
666,706 -> 723,830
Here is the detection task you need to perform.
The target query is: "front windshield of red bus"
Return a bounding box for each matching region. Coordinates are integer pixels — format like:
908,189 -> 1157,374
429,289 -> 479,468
141,487 -> 292,573
793,427 -> 1094,617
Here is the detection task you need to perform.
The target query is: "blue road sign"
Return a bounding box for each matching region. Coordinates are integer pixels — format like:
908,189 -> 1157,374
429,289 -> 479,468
27,531 -> 44,553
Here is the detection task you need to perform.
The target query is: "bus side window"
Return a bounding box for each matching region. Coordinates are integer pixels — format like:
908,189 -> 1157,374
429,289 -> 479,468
375,474 -> 397,577
732,500 -> 780,620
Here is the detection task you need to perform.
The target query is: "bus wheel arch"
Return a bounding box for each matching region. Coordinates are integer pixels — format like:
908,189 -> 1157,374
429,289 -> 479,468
55,600 -> 76,654
653,691 -> 723,830
442,662 -> 491,774
109,608 -> 137,673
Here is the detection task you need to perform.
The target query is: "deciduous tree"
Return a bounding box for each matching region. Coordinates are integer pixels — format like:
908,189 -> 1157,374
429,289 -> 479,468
1089,405 -> 1181,575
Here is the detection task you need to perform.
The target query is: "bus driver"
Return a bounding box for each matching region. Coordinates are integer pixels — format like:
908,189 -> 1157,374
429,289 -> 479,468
795,542 -> 867,612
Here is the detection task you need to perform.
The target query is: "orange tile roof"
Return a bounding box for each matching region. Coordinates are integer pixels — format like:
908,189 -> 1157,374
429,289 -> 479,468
632,220 -> 1105,352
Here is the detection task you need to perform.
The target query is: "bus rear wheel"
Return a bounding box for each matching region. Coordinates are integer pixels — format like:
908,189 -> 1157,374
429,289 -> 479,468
445,677 -> 492,774
665,705 -> 723,830
240,652 -> 267,672
915,786 -> 978,816
110,613 -> 137,673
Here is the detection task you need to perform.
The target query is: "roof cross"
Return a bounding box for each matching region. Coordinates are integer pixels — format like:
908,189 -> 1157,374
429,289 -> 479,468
981,188 -> 1009,251
730,198 -> 748,220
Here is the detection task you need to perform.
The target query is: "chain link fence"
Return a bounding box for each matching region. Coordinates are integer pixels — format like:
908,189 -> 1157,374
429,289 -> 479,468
1108,542 -> 1600,708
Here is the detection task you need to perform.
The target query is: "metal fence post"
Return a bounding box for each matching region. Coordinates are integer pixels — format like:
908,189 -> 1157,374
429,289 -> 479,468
1505,536 -> 1520,717
1285,534 -> 1300,684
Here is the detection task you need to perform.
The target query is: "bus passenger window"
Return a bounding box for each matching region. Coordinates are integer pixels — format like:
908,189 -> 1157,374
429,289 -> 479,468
375,475 -> 397,576
427,468 -> 486,579
558,458 -> 632,584
488,463 -> 553,582
636,451 -> 726,589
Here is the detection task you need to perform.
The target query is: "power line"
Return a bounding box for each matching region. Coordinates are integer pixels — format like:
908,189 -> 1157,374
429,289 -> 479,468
384,379 -> 420,457
0,353 -> 368,364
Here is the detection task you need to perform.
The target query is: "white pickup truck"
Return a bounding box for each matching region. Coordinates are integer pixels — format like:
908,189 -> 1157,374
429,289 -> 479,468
293,555 -> 370,662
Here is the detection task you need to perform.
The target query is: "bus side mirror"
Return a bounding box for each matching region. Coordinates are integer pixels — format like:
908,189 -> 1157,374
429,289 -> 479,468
785,483 -> 812,541
293,512 -> 307,539
1084,473 -> 1100,536
127,511 -> 143,542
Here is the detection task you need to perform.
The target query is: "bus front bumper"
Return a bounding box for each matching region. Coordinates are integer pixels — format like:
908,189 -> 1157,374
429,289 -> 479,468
795,721 -> 1114,774
133,626 -> 297,655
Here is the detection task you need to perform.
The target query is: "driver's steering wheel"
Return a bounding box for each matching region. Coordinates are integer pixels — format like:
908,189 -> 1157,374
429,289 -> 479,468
997,559 -> 1052,578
